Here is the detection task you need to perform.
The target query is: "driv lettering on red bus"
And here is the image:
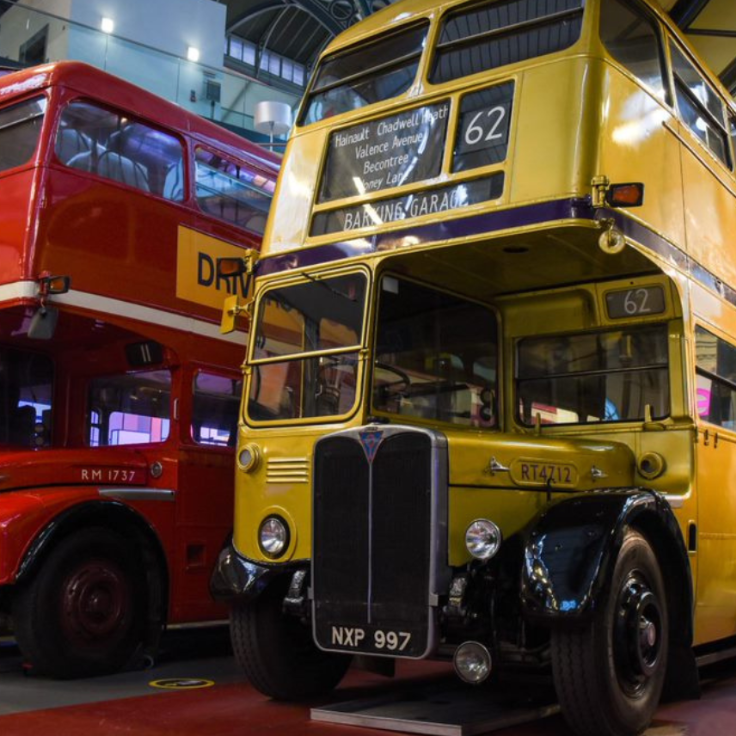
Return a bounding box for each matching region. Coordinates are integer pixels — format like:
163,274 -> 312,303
197,252 -> 249,297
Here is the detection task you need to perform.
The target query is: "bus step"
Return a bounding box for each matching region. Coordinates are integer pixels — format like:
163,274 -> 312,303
311,684 -> 559,736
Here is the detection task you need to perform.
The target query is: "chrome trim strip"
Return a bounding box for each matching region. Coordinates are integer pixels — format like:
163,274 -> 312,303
664,494 -> 685,509
99,488 -> 175,502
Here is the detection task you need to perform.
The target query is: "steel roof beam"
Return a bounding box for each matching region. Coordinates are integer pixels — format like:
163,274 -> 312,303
669,0 -> 711,29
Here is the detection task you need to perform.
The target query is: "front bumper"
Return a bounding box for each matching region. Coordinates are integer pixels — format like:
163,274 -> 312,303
209,543 -> 298,602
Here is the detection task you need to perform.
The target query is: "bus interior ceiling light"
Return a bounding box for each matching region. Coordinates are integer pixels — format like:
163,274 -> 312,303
454,642 -> 492,684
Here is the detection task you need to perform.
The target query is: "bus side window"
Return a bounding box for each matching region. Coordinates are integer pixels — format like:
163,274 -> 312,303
0,96 -> 47,173
670,42 -> 731,167
600,0 -> 668,102
192,371 -> 242,446
695,326 -> 736,429
194,146 -> 274,234
87,369 -> 171,447
56,101 -> 185,200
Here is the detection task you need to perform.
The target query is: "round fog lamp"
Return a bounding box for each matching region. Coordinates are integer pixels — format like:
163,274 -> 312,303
454,641 -> 492,684
465,519 -> 502,561
259,516 -> 289,558
238,444 -> 259,473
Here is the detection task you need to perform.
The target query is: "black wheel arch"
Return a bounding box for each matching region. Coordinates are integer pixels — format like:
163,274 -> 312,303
521,489 -> 692,642
14,500 -> 169,657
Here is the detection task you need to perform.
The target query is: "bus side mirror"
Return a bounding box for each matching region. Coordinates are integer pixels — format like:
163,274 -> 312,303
221,294 -> 245,334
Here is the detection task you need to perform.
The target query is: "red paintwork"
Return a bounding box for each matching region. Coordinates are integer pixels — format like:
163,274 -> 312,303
0,62 -> 278,626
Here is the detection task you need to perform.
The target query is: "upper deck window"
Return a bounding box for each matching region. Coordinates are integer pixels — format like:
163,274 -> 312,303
55,101 -> 185,199
670,42 -> 730,167
517,324 -> 669,426
300,22 -> 429,126
0,96 -> 46,174
600,0 -> 667,102
194,147 -> 275,235
430,0 -> 584,85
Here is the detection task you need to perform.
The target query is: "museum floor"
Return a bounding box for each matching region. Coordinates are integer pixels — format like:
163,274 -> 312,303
1,627 -> 734,736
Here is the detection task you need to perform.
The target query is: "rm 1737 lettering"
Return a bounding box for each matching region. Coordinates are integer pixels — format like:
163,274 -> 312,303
331,626 -> 411,651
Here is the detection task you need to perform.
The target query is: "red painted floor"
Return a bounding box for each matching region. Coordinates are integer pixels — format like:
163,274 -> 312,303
1,659 -> 735,736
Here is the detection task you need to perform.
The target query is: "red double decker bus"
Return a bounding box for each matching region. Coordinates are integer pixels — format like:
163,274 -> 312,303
0,61 -> 279,677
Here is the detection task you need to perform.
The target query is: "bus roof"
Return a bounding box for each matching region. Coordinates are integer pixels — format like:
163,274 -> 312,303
0,61 -> 280,173
318,0 -> 725,103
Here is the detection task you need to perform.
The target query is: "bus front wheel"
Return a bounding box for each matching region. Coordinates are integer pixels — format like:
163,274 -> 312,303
12,527 -> 146,678
230,577 -> 351,700
551,529 -> 668,736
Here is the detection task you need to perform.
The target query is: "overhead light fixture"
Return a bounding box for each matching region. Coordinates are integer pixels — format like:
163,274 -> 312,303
187,46 -> 200,62
101,17 -> 114,34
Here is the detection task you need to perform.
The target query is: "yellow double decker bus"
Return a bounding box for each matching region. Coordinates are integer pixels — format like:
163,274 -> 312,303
211,1 -> 736,733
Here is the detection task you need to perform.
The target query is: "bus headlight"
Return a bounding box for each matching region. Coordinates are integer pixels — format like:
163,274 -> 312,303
259,516 -> 290,558
238,444 -> 260,473
465,519 -> 502,560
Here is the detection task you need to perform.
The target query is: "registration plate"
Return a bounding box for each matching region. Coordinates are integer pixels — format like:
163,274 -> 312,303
330,625 -> 412,653
315,621 -> 429,658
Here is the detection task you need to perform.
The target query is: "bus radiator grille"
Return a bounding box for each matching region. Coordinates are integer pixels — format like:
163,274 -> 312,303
312,430 -> 433,658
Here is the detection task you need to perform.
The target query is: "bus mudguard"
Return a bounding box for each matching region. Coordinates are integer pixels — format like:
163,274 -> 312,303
521,489 -> 692,640
210,542 -> 299,602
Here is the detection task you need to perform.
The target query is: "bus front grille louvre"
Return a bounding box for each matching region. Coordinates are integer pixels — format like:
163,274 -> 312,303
266,457 -> 309,483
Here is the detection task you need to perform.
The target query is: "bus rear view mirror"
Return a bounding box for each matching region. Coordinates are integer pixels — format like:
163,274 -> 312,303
221,294 -> 244,334
39,274 -> 71,295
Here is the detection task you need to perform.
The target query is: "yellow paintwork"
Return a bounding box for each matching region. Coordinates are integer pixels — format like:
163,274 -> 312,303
176,226 -> 250,311
234,0 -> 736,650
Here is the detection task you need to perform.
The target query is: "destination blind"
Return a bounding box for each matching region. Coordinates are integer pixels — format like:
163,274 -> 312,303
319,101 -> 451,202
311,174 -> 504,236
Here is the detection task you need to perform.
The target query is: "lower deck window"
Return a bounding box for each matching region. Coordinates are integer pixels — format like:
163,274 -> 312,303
88,370 -> 171,446
372,277 -> 498,428
695,325 -> 736,429
517,324 -> 670,426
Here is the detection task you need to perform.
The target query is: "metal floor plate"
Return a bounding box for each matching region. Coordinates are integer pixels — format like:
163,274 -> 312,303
311,684 -> 559,736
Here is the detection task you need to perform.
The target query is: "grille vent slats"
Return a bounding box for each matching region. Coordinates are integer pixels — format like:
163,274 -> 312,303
266,457 -> 309,484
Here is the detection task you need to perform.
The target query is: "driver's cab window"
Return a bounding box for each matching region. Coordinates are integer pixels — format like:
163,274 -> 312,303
88,370 -> 171,446
373,276 -> 498,428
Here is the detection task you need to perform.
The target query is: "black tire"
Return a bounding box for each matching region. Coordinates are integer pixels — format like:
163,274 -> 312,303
12,527 -> 146,678
230,576 -> 351,700
551,529 -> 668,736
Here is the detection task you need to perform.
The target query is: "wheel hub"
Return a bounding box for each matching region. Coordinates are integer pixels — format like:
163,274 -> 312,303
614,572 -> 663,695
61,561 -> 130,643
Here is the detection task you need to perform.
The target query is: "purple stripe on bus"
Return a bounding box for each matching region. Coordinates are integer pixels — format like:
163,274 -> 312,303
256,198 -> 734,310
257,198 -> 595,276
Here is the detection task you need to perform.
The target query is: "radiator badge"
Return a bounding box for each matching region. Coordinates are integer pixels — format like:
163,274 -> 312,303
359,429 -> 384,463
